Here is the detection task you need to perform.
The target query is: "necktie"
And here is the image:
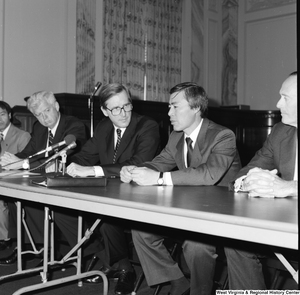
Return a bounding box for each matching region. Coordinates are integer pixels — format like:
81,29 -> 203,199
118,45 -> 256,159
186,137 -> 193,167
0,133 -> 3,155
48,130 -> 54,147
113,129 -> 122,164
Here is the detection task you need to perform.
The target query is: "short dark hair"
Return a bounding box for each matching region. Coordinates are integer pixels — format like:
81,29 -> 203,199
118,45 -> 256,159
0,101 -> 12,115
170,82 -> 208,117
99,83 -> 132,108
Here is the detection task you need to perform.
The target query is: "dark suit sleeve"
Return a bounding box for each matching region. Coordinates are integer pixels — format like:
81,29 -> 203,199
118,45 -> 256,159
102,118 -> 160,176
72,115 -> 160,177
233,123 -> 291,180
146,127 -> 240,186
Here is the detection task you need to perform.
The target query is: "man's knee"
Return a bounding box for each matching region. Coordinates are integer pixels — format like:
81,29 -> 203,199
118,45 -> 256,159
183,240 -> 216,259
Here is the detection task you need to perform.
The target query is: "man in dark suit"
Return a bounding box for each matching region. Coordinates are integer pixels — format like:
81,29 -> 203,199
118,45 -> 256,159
121,82 -> 241,295
228,71 -> 298,289
0,91 -> 88,263
0,101 -> 31,251
66,83 -> 160,295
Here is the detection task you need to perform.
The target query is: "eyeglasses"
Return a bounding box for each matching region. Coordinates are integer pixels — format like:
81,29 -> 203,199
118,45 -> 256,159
105,103 -> 133,116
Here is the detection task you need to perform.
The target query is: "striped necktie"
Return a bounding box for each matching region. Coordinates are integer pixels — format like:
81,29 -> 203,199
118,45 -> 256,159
186,137 -> 193,167
0,133 -> 3,154
113,129 -> 122,164
48,130 -> 54,147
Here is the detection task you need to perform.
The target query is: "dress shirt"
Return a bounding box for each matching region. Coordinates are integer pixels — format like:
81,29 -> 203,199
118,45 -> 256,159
162,119 -> 203,185
46,115 -> 60,157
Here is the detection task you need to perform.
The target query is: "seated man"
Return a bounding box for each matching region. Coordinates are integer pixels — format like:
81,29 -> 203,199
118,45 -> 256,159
66,83 -> 160,295
120,82 -> 241,295
0,91 -> 88,263
0,101 -> 31,251
228,71 -> 298,289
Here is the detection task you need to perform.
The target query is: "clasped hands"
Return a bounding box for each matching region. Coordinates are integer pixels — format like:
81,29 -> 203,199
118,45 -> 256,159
120,166 -> 159,185
242,167 -> 297,198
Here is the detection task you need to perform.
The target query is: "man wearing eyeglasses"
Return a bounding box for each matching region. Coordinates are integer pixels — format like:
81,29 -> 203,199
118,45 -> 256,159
67,83 -> 160,295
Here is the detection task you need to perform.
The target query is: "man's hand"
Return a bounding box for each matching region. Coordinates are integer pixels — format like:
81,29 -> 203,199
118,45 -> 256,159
129,167 -> 160,186
120,166 -> 136,183
66,162 -> 95,177
244,168 -> 297,198
0,152 -> 23,170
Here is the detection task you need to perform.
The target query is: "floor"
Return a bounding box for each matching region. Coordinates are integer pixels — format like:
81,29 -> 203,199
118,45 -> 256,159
0,240 -> 172,295
0,240 -> 298,295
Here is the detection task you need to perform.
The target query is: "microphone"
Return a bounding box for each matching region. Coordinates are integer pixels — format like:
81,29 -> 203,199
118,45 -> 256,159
29,134 -> 76,158
44,141 -> 77,164
92,82 -> 102,96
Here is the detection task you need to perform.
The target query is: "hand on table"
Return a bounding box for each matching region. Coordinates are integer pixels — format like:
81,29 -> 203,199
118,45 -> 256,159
244,168 -> 297,198
66,162 -> 95,177
121,166 -> 159,186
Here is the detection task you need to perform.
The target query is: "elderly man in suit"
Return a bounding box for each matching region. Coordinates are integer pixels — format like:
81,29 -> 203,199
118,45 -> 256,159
228,71 -> 298,289
66,83 -> 160,295
121,82 -> 241,295
0,101 -> 31,251
0,91 -> 88,263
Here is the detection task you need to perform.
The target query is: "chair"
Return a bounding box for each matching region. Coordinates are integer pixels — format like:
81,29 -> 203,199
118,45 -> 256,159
262,255 -> 298,289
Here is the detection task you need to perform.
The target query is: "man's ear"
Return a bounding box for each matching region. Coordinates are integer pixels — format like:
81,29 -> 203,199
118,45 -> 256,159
55,102 -> 60,112
193,106 -> 201,115
101,106 -> 109,117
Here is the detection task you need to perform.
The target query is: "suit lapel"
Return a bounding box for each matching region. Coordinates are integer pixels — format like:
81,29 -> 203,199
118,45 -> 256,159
1,125 -> 17,155
193,118 -> 208,162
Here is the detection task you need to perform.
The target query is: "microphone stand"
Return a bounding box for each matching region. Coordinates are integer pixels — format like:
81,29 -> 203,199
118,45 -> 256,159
60,151 -> 67,176
88,82 -> 102,137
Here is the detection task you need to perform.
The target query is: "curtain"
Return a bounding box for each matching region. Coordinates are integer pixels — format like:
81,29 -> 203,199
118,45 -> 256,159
76,0 -> 96,94
103,0 -> 182,102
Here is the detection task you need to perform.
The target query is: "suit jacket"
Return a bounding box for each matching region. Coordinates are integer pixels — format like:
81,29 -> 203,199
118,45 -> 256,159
72,112 -> 160,177
16,113 -> 88,169
0,124 -> 31,157
144,118 -> 241,186
234,122 -> 297,181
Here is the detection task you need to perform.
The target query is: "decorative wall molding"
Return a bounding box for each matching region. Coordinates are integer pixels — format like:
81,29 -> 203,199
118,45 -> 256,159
246,0 -> 296,12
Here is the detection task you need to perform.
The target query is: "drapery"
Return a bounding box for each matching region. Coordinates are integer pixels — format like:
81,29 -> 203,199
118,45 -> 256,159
76,0 -> 96,94
103,0 -> 182,102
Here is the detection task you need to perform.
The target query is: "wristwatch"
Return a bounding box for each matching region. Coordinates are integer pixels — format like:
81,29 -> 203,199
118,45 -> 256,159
22,159 -> 29,170
157,172 -> 164,186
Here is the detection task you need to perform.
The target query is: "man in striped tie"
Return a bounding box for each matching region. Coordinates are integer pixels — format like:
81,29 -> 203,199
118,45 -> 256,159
66,83 -> 160,295
0,91 -> 88,267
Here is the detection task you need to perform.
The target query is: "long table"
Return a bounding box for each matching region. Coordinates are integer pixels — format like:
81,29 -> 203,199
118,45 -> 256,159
0,174 -> 298,292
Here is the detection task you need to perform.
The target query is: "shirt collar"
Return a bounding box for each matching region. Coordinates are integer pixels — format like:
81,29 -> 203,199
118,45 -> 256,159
113,126 -> 126,137
184,119 -> 203,146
